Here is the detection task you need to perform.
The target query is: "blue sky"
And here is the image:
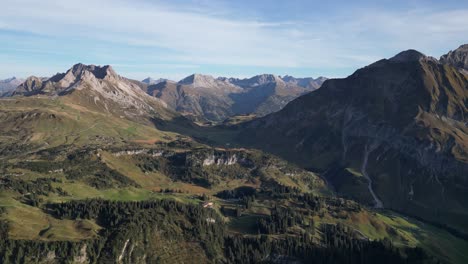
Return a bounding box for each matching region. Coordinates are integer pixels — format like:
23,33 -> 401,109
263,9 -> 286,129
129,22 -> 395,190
0,0 -> 467,81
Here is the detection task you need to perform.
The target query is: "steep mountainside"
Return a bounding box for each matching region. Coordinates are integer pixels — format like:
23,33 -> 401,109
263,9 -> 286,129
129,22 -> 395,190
237,48 -> 468,232
148,73 -> 327,122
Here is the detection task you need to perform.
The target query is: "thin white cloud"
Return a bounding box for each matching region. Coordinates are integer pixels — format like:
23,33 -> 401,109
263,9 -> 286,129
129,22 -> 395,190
112,63 -> 200,69
0,0 -> 467,77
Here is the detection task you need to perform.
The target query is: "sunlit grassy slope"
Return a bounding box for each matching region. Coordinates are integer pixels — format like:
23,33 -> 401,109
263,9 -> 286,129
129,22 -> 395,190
0,96 -> 179,149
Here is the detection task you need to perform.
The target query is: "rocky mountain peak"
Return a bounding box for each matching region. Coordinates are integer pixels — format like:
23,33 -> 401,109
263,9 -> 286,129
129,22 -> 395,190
389,49 -> 426,62
68,63 -> 116,80
315,76 -> 328,82
225,74 -> 285,89
179,73 -> 211,83
141,77 -> 168,85
250,74 -> 284,86
178,74 -> 226,88
13,76 -> 43,95
142,77 -> 155,84
440,43 -> 468,71
11,63 -> 173,120
281,75 -> 297,82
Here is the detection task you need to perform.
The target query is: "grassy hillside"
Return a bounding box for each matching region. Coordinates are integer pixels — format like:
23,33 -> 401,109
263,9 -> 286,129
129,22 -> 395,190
0,97 -> 178,149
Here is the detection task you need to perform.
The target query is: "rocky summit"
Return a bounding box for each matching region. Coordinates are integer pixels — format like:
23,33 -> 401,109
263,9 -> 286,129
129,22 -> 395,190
148,73 -> 327,122
12,63 -> 174,121
440,44 -> 468,72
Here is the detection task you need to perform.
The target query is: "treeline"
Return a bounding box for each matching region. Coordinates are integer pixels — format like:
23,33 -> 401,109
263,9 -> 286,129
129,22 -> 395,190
135,154 -> 212,187
134,149 -> 262,187
48,199 -> 220,230
0,177 -> 65,196
257,206 -> 307,234
262,181 -> 302,196
14,152 -> 138,189
48,199 -> 225,258
215,186 -> 256,200
1,197 -> 439,263
0,177 -> 68,206
1,198 -> 226,263
0,238 -> 90,264
260,181 -> 360,212
224,233 -> 437,264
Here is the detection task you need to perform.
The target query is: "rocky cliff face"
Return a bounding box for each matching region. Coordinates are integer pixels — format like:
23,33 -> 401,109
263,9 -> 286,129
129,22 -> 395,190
440,44 -> 468,72
13,76 -> 43,95
237,47 -> 468,232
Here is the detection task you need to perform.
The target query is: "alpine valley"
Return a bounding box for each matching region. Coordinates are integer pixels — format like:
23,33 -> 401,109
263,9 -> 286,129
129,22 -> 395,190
0,45 -> 467,264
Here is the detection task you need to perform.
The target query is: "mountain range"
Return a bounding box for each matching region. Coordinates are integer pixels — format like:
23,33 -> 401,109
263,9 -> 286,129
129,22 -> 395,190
4,71 -> 326,123
145,74 -> 327,122
0,45 -> 467,264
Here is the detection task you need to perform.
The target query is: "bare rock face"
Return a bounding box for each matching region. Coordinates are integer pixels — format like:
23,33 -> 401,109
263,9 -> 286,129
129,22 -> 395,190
13,76 -> 43,95
440,44 -> 468,71
202,153 -> 238,166
13,63 -> 122,96
179,74 -> 241,91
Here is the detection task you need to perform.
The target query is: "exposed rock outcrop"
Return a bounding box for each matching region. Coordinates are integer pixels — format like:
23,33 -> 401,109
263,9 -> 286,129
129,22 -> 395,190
440,44 -> 468,72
